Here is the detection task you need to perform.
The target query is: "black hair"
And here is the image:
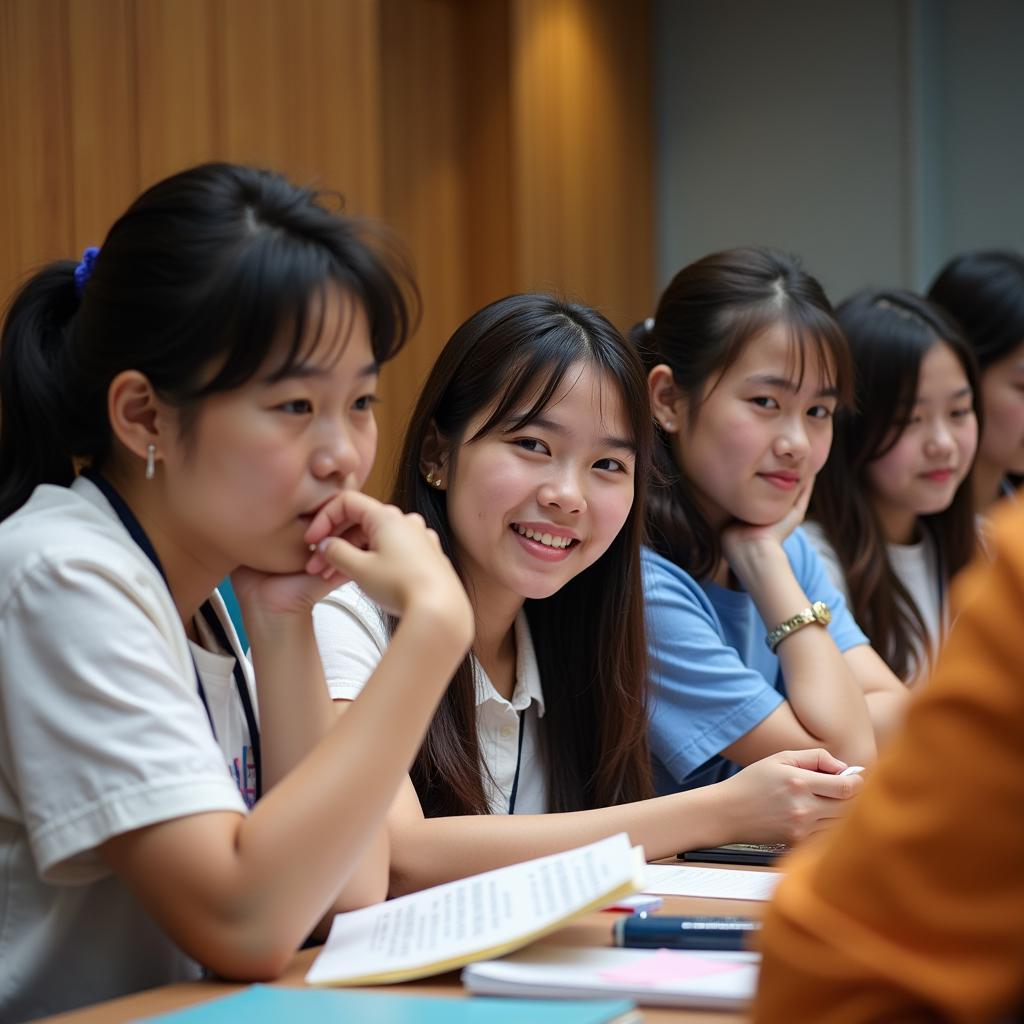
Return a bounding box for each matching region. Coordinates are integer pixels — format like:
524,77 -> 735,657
0,162 -> 417,520
928,250 -> 1024,370
390,293 -> 654,816
809,289 -> 980,680
631,246 -> 851,580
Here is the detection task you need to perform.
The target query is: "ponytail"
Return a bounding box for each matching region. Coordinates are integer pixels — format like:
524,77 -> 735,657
0,262 -> 81,520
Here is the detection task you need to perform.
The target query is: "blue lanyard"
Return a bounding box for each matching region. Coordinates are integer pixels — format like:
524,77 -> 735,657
506,709 -> 527,815
81,471 -> 262,804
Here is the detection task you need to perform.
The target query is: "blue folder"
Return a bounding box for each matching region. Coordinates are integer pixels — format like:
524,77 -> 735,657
138,984 -> 637,1023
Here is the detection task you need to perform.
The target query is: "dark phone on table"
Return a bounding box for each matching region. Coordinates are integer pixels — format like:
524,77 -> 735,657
677,842 -> 787,866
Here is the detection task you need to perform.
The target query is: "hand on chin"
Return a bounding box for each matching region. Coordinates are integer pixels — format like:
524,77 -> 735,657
231,556 -> 346,622
721,481 -> 812,558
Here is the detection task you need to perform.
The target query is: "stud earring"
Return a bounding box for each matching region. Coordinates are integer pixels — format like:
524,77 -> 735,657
662,420 -> 675,432
426,470 -> 435,486
145,443 -> 156,481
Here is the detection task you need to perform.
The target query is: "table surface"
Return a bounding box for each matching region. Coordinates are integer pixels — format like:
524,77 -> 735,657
39,864 -> 774,1023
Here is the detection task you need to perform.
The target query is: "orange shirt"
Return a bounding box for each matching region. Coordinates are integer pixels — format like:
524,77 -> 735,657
754,502 -> 1024,1023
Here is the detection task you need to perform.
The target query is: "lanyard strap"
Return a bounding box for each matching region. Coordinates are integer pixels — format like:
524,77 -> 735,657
198,603 -> 262,802
506,709 -> 527,815
81,471 -> 261,803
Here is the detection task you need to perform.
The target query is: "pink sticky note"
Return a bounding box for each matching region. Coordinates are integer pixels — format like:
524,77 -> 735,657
599,949 -> 745,986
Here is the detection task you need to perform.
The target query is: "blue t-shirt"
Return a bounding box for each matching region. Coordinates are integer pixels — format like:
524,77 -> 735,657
643,527 -> 868,793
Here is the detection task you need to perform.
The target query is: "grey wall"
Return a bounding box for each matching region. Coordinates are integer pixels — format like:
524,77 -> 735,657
654,0 -> 1024,305
938,1 -> 1024,277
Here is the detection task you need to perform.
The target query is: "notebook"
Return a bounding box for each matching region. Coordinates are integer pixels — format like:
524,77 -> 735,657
644,863 -> 781,900
462,945 -> 760,1009
139,985 -> 641,1023
306,832 -> 646,986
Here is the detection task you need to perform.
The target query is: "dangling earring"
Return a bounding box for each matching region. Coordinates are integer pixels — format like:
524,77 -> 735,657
426,470 -> 435,486
145,443 -> 156,481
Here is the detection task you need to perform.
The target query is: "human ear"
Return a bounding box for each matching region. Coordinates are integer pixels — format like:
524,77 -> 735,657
418,419 -> 451,489
647,364 -> 685,433
107,370 -> 173,475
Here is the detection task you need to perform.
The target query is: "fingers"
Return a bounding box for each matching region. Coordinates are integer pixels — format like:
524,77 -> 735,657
779,783 -> 860,844
303,491 -> 401,578
305,522 -> 370,576
776,747 -> 847,774
803,768 -> 864,801
315,534 -> 375,580
304,489 -> 389,547
792,478 -> 814,519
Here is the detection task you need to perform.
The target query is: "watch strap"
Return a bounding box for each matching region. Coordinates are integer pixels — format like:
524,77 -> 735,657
765,601 -> 831,652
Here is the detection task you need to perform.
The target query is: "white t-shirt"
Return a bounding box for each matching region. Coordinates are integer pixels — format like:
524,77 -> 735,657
313,583 -> 548,815
0,477 -> 254,1021
802,519 -> 944,680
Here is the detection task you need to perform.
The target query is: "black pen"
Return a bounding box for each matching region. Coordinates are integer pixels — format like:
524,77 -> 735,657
612,914 -> 761,952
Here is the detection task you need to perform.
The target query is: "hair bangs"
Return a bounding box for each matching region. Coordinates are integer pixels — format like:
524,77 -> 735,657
329,218 -> 418,368
467,318 -> 593,443
186,232 -> 335,397
840,291 -> 977,464
187,211 -> 414,399
783,309 -> 850,406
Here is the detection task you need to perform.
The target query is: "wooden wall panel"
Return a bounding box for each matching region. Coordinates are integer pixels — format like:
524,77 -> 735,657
216,0 -> 381,211
0,0 -> 74,301
372,0 -> 469,496
67,0 -> 139,248
510,0 -> 653,329
459,0 -> 514,314
134,0 -> 220,188
1,0 -> 653,497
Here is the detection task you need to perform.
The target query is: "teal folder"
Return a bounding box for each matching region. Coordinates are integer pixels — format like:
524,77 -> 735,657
138,984 -> 638,1023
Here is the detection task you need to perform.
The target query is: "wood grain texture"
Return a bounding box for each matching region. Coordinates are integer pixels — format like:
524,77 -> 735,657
0,0 -> 74,301
372,0 -> 468,497
1,0 -> 653,496
510,0 -> 653,330
67,0 -> 139,247
134,0 -> 220,188
460,0 -> 515,315
216,0 -> 381,210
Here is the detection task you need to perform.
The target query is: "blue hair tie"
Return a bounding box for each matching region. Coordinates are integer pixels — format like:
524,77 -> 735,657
73,246 -> 100,298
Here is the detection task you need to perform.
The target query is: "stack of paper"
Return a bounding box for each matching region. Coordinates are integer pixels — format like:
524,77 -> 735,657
643,863 -> 781,901
463,946 -> 759,1009
306,833 -> 646,986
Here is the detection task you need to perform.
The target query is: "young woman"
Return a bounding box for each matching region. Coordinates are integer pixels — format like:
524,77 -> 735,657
0,163 -> 472,1020
805,290 -> 980,684
314,293 -> 863,897
928,250 -> 1024,515
636,248 -> 908,796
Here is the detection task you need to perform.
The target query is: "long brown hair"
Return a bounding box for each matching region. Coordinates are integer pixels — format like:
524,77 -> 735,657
389,294 -> 654,816
809,289 -> 981,680
631,246 -> 851,580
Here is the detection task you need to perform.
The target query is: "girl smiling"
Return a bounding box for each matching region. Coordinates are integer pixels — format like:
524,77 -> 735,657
315,293 -> 863,895
637,248 -> 908,796
805,290 -> 980,683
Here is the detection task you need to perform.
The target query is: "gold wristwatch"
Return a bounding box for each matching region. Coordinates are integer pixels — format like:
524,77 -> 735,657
765,601 -> 831,652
